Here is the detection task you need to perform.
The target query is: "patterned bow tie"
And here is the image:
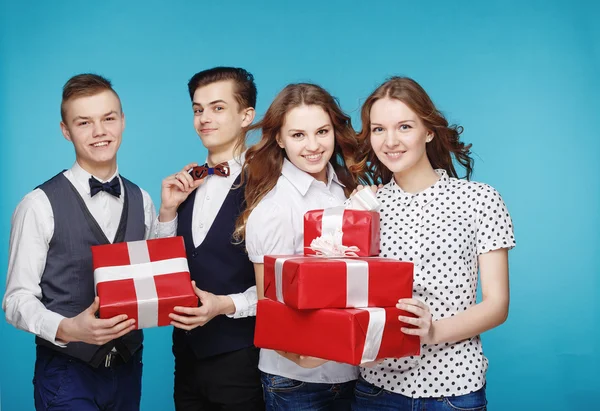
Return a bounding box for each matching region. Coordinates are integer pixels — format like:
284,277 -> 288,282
89,176 -> 121,198
189,162 -> 230,181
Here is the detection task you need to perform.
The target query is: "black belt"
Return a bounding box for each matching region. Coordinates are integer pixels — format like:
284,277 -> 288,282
101,351 -> 127,368
89,338 -> 137,368
36,344 -> 133,369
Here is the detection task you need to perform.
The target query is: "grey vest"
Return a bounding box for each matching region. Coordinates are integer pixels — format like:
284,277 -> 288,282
36,172 -> 145,366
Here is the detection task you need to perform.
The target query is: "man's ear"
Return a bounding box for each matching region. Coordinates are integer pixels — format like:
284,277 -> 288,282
60,121 -> 72,142
241,107 -> 256,128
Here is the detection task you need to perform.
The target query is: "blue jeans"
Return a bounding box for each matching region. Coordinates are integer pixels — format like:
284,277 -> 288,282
352,376 -> 487,411
261,372 -> 355,411
33,345 -> 143,411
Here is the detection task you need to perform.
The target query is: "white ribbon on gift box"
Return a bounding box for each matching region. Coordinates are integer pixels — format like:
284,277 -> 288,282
93,240 -> 189,329
321,206 -> 346,238
340,259 -> 370,307
274,257 -> 369,308
274,257 -> 294,303
358,307 -> 386,363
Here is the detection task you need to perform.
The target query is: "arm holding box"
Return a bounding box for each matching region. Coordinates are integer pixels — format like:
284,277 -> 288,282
246,200 -> 324,367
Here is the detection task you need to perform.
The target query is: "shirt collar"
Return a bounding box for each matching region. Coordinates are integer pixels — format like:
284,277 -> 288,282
70,161 -> 120,196
388,169 -> 449,207
281,159 -> 344,196
328,163 -> 345,188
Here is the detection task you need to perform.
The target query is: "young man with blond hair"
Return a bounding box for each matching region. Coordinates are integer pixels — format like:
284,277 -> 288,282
3,73 -> 155,410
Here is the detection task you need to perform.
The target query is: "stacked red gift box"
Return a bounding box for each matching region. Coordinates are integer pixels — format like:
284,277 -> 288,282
254,207 -> 421,366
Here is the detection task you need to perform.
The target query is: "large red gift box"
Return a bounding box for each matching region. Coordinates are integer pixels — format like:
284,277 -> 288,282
91,236 -> 198,329
304,208 -> 380,257
254,299 -> 420,365
264,256 -> 413,310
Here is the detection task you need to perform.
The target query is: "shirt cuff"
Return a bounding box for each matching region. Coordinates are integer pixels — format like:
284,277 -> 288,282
154,214 -> 178,238
248,254 -> 264,264
226,289 -> 257,319
41,310 -> 67,347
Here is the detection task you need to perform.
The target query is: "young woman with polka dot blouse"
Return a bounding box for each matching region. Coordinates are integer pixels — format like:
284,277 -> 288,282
351,77 -> 515,411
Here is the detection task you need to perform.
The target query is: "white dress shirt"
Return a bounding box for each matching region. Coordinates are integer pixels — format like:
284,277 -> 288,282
3,162 -> 156,345
155,153 -> 257,319
361,170 -> 516,398
245,158 -> 359,384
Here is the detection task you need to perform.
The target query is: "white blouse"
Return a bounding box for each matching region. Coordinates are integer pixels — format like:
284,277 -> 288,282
246,159 -> 359,384
361,169 -> 515,398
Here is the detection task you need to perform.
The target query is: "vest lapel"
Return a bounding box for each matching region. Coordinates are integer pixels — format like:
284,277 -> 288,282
189,174 -> 242,252
62,174 -> 129,244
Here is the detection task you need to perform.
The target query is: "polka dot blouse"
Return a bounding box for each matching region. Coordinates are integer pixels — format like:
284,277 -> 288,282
361,169 -> 516,398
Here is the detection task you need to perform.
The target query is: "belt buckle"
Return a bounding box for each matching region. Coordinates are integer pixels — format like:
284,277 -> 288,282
104,352 -> 114,368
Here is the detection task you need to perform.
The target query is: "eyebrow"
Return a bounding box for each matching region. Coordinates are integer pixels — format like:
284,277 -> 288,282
371,120 -> 416,126
288,124 -> 331,133
192,99 -> 228,107
72,111 -> 119,122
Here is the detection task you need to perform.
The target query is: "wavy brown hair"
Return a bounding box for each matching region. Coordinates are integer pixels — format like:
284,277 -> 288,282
234,83 -> 365,241
356,77 -> 473,184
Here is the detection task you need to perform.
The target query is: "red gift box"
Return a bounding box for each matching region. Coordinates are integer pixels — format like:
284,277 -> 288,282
255,299 -> 420,365
304,208 -> 380,257
92,236 -> 198,329
264,256 -> 413,309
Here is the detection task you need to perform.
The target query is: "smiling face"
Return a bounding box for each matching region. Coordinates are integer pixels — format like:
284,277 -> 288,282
192,80 -> 253,158
369,97 -> 433,178
277,104 -> 335,183
60,90 -> 124,175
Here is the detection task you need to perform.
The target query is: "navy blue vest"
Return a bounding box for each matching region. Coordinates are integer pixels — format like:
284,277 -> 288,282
174,175 -> 256,359
36,172 -> 145,365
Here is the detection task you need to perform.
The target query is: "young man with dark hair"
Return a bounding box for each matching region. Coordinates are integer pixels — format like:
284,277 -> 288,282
3,73 -> 155,411
156,67 -> 263,410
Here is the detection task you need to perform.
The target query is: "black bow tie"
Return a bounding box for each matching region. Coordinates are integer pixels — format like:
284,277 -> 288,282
89,176 -> 121,198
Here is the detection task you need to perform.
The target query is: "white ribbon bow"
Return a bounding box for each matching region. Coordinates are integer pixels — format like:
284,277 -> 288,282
308,229 -> 360,257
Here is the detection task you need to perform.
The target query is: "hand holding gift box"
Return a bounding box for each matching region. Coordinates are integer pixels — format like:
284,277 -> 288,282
343,185 -> 381,211
92,236 -> 198,329
264,256 -> 414,310
255,299 -> 420,366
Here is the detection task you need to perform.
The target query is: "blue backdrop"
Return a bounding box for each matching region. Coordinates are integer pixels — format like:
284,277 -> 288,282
1,1 -> 598,410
